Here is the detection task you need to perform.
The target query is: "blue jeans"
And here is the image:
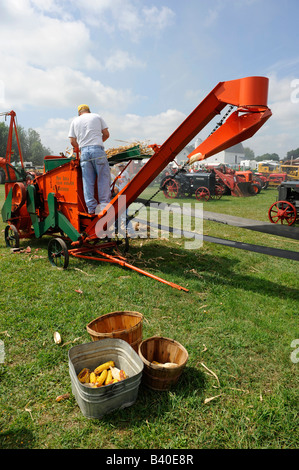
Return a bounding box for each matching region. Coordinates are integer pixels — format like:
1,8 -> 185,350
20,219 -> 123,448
80,145 -> 111,213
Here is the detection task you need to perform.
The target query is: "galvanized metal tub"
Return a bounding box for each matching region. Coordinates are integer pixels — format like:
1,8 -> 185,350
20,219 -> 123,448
68,338 -> 144,419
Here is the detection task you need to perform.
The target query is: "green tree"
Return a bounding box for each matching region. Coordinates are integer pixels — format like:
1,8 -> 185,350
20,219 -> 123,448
0,122 -> 9,157
285,148 -> 299,160
256,153 -> 280,162
26,128 -> 51,166
0,121 -> 52,166
243,147 -> 255,160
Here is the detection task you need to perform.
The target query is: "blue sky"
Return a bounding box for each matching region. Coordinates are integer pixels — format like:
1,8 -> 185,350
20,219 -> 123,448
1,0 -> 299,159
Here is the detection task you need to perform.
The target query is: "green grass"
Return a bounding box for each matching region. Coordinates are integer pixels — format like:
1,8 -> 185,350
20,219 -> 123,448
0,184 -> 298,449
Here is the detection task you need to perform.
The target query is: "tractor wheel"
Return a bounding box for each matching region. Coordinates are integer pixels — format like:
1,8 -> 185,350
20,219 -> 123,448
195,186 -> 210,201
5,224 -> 20,248
268,200 -> 297,226
253,176 -> 263,188
211,184 -> 225,200
251,183 -> 261,194
48,237 -> 69,268
162,178 -> 180,199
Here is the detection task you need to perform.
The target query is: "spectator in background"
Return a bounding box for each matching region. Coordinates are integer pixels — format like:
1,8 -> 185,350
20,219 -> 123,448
114,163 -> 134,236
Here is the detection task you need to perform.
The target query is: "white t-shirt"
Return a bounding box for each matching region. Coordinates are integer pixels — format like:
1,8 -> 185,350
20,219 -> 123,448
117,169 -> 130,190
68,112 -> 108,149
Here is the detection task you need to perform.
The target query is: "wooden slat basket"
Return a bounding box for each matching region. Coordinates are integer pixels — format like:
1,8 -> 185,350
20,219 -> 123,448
86,311 -> 143,352
138,336 -> 188,391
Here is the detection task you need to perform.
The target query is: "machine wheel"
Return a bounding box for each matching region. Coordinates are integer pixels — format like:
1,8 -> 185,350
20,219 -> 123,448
253,176 -> 263,188
11,182 -> 27,212
211,184 -> 225,200
195,186 -> 210,201
5,224 -> 20,248
251,183 -> 261,194
48,237 -> 69,268
162,178 -> 180,199
268,200 -> 297,226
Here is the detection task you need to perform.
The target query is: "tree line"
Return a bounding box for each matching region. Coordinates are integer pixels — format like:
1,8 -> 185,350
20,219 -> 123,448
243,147 -> 299,162
0,121 -> 52,167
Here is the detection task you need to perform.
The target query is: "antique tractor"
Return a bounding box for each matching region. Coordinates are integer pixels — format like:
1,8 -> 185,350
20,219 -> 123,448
268,181 -> 299,225
160,170 -> 224,201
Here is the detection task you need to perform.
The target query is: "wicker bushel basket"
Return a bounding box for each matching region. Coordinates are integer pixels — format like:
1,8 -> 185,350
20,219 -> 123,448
138,336 -> 188,391
86,311 -> 143,352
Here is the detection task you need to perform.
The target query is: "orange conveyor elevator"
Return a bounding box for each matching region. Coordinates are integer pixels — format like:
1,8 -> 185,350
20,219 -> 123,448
84,76 -> 271,237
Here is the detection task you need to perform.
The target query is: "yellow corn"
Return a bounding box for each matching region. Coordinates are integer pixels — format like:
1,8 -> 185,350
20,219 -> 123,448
94,361 -> 115,375
96,369 -> 108,386
89,372 -> 97,384
105,369 -> 113,385
119,370 -> 127,380
77,368 -> 90,384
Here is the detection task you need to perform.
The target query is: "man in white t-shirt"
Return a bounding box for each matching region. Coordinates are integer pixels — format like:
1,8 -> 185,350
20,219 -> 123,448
68,104 -> 111,214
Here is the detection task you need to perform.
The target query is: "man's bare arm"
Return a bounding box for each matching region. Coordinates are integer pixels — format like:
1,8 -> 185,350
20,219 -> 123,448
70,137 -> 78,148
102,128 -> 110,142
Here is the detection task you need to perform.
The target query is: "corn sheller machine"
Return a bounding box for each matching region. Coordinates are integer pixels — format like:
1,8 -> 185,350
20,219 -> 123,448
1,76 -> 272,291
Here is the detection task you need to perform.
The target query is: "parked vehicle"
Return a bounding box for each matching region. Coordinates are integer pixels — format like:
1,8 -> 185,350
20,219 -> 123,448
268,181 -> 299,225
160,170 -> 224,200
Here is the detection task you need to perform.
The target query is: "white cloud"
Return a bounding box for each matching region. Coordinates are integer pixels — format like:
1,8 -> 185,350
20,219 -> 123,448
268,74 -> 299,128
37,108 -> 187,154
244,74 -> 299,157
71,0 -> 175,41
0,2 -> 94,70
0,2 -> 142,112
0,59 -> 135,111
104,50 -> 145,73
106,109 -> 187,144
142,6 -> 175,31
35,117 -> 72,155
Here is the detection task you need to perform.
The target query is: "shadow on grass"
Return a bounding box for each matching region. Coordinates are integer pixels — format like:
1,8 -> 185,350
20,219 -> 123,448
127,242 -> 299,302
0,427 -> 36,449
97,366 -> 206,429
9,234 -> 298,302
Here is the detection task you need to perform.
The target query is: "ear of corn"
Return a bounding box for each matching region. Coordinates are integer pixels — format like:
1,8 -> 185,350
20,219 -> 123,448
105,369 -> 113,385
77,368 -> 90,383
94,361 -> 115,375
89,372 -> 97,384
78,361 -> 128,387
96,369 -> 108,386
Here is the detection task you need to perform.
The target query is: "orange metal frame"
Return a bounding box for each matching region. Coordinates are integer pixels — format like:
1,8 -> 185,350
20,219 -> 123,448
0,111 -> 25,185
2,77 -> 272,291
